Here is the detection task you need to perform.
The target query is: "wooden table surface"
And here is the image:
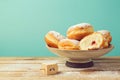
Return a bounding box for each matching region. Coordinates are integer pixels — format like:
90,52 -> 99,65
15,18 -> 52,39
0,57 -> 120,80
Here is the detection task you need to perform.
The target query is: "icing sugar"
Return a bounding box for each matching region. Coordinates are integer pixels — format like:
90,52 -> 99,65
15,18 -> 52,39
60,39 -> 79,46
97,30 -> 110,35
68,23 -> 92,31
48,31 -> 65,40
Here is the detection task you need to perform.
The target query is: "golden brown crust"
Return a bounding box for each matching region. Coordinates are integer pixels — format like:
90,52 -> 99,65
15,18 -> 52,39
67,23 -> 94,40
45,31 -> 65,48
58,39 -> 79,50
45,36 -> 58,48
97,30 -> 112,48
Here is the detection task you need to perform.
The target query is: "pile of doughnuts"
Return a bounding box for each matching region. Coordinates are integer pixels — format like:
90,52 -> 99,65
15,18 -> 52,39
45,23 -> 112,50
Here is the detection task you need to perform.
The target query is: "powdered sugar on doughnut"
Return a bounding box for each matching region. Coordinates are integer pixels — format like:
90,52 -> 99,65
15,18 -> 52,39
97,30 -> 110,35
70,39 -> 79,46
68,23 -> 92,31
60,39 -> 79,46
48,31 -> 65,40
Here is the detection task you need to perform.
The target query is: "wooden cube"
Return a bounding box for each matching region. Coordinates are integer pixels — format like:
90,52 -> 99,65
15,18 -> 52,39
41,63 -> 58,75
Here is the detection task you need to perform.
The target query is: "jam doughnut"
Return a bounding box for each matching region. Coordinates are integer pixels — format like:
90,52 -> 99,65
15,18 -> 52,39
79,32 -> 104,50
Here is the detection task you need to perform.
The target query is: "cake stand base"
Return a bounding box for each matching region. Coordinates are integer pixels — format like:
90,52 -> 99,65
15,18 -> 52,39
65,59 -> 94,68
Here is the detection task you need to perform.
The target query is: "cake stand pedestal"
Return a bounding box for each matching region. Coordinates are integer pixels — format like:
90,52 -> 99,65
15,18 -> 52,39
65,58 -> 94,68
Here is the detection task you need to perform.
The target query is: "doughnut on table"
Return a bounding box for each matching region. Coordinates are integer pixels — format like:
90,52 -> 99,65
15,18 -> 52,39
0,57 -> 119,80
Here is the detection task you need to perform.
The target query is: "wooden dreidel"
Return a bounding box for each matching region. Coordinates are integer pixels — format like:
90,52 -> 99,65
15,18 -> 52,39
40,63 -> 58,75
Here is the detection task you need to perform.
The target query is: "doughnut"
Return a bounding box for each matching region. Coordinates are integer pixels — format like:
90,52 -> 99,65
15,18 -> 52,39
58,39 -> 79,50
97,30 -> 112,44
67,23 -> 94,41
45,31 -> 65,48
97,30 -> 112,48
79,32 -> 105,50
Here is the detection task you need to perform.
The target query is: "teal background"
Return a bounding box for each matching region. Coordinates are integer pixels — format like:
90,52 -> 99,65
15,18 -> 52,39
0,0 -> 120,56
